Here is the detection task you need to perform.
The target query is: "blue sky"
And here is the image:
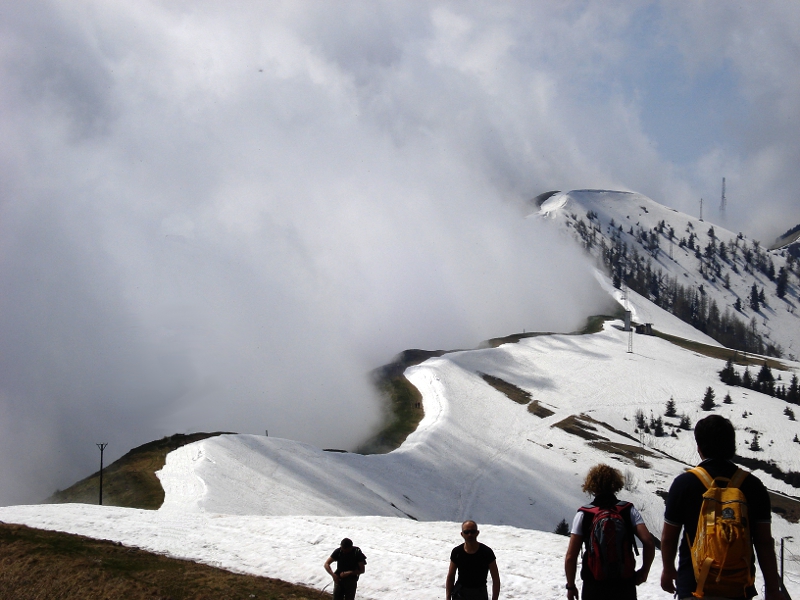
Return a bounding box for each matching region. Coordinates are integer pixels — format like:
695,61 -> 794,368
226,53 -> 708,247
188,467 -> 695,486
1,1 -> 800,505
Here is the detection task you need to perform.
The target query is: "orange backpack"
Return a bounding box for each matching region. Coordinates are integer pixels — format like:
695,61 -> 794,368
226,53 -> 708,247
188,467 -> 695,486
687,466 -> 755,598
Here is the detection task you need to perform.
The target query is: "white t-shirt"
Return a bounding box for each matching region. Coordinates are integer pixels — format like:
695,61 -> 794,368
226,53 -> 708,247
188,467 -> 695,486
570,505 -> 644,536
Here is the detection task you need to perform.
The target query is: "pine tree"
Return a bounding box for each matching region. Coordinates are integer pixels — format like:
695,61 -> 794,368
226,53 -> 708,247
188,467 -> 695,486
785,407 -> 796,421
679,414 -> 692,430
724,392 -> 733,404
749,284 -> 760,312
756,363 -> 775,396
749,431 -> 761,451
650,415 -> 665,437
788,374 -> 800,405
555,519 -> 570,536
719,359 -> 740,386
665,397 -> 677,417
777,267 -> 789,299
742,367 -> 754,389
701,387 -> 716,411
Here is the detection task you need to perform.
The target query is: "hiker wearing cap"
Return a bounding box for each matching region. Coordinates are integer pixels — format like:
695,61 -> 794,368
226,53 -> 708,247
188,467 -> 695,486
564,464 -> 655,600
661,415 -> 786,600
445,520 -> 500,600
324,538 -> 367,600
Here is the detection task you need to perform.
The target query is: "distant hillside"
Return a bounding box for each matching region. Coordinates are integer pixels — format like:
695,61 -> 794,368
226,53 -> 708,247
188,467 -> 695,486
46,432 -> 231,509
538,190 -> 800,359
772,222 -> 800,258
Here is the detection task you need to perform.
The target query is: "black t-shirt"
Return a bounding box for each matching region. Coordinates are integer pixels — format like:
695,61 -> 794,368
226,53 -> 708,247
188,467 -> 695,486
663,459 -> 771,598
330,547 -> 367,580
450,543 -> 496,589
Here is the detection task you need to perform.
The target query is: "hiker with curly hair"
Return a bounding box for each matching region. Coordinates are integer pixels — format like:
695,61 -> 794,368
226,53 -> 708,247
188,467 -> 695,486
564,464 -> 655,599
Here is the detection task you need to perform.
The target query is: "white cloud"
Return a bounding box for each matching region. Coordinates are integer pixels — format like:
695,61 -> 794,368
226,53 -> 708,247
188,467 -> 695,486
1,0 -> 799,505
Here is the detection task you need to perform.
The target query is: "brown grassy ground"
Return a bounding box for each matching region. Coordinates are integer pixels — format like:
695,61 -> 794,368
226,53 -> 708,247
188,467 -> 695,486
47,433 -> 232,510
0,523 -> 331,600
356,350 -> 443,454
652,329 -> 792,371
480,373 -> 531,404
527,400 -> 555,418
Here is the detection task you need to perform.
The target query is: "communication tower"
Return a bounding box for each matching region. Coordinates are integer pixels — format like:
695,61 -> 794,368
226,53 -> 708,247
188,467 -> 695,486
699,197 -> 704,221
720,177 -> 727,220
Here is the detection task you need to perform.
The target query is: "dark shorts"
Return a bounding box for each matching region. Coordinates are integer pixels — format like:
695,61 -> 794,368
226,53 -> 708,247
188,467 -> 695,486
452,582 -> 488,600
333,577 -> 358,600
580,578 -> 636,600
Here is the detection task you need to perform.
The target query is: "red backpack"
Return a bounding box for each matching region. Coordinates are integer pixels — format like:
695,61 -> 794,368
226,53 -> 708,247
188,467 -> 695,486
580,501 -> 637,581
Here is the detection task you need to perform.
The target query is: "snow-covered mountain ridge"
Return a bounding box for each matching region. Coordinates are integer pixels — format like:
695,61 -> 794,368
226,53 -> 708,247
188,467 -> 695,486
537,189 -> 800,359
1,190 -> 800,599
3,315 -> 800,598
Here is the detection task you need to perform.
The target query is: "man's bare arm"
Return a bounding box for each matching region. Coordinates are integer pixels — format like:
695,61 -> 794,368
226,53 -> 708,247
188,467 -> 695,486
660,522 -> 680,594
564,534 -> 582,600
634,523 -> 656,584
489,560 -> 500,600
324,556 -> 340,583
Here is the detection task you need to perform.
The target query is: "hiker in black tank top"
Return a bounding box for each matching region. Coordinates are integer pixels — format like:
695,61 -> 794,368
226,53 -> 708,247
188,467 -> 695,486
445,520 -> 500,600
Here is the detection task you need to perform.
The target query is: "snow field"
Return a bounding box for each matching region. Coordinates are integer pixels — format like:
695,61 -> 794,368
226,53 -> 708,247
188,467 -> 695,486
2,280 -> 799,597
0,505 -> 678,599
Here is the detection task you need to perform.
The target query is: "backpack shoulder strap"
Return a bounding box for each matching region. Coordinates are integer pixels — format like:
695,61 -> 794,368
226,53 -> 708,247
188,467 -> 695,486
728,468 -> 749,489
688,466 -> 715,489
615,501 -> 640,556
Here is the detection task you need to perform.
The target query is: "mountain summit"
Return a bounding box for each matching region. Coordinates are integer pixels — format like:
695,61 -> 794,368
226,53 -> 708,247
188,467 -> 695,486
536,189 -> 800,359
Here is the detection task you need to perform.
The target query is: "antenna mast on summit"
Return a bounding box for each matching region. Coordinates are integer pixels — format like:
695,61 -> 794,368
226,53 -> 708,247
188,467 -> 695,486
699,198 -> 704,222
720,177 -> 727,220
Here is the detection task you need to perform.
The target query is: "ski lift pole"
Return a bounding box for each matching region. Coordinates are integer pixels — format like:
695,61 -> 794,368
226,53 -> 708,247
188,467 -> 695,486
97,442 -> 108,505
780,536 -> 795,599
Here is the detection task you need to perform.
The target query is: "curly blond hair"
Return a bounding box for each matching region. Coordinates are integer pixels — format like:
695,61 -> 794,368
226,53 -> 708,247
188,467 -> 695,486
582,464 -> 624,497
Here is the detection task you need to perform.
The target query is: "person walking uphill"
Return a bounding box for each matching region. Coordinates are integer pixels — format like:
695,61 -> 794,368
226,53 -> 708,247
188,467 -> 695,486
446,520 -> 500,600
324,538 -> 366,600
564,464 -> 655,600
661,415 -> 786,600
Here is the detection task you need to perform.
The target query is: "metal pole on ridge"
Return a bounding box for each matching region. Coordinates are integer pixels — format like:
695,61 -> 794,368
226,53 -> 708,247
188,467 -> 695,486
96,442 -> 108,505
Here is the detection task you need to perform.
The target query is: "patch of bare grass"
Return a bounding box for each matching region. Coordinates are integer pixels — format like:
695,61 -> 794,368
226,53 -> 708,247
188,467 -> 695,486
552,415 -> 607,442
357,350 -> 441,454
0,523 -> 329,600
527,400 -> 555,418
47,432 -> 232,510
480,373 -> 531,405
588,441 -> 653,469
652,330 -> 791,371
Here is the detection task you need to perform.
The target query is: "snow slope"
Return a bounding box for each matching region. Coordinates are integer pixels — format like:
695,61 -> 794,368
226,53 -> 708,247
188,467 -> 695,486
0,506 -> 672,599
2,318 -> 800,598
539,189 -> 800,358
1,188 -> 799,598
